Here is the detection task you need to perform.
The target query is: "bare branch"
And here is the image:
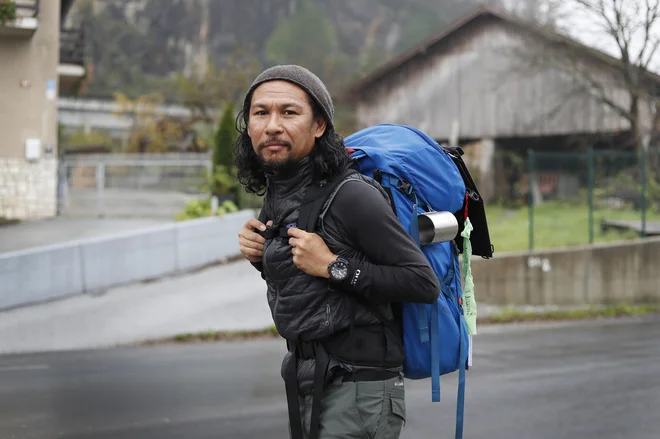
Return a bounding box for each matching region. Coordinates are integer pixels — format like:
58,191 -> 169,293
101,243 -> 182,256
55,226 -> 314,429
637,0 -> 660,68
566,41 -> 635,120
575,0 -> 628,58
511,31 -> 634,123
577,71 -> 635,121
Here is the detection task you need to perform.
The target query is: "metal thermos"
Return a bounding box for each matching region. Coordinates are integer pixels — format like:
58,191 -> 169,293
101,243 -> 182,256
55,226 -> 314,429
418,211 -> 459,245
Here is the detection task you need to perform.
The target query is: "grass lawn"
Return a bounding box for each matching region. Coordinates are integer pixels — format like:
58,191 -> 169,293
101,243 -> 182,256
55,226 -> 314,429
485,200 -> 660,252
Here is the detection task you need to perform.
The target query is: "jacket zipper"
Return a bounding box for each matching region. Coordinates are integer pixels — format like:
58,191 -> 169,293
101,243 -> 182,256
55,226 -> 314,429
326,301 -> 335,333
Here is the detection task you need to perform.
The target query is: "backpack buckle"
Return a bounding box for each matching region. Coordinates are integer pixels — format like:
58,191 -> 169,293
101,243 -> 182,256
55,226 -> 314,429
257,226 -> 277,240
397,180 -> 414,195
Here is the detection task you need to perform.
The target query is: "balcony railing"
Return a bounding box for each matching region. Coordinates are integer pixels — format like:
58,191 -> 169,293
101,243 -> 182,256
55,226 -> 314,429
60,27 -> 85,65
14,0 -> 40,18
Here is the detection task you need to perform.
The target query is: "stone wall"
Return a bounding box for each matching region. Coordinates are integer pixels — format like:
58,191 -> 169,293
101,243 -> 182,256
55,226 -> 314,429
470,236 -> 660,306
0,158 -> 57,219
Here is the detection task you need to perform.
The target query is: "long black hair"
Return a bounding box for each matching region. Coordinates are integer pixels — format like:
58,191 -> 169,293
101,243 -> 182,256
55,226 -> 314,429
233,94 -> 351,196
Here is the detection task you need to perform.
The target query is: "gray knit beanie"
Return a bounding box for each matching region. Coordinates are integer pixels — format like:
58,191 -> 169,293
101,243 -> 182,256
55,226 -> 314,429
243,65 -> 334,128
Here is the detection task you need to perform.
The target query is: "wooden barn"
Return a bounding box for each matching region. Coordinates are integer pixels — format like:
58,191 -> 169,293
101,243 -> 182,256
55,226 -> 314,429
341,5 -> 660,202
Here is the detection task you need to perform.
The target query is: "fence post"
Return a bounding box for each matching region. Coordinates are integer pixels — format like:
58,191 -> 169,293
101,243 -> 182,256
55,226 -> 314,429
587,147 -> 595,244
56,161 -> 66,216
96,162 -> 105,217
528,149 -> 535,251
641,140 -> 648,238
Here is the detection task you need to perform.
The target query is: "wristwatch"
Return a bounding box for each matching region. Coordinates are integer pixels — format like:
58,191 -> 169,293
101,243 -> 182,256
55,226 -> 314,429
328,257 -> 349,282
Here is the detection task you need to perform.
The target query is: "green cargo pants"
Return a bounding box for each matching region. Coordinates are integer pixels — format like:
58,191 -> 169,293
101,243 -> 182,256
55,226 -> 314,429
297,375 -> 406,439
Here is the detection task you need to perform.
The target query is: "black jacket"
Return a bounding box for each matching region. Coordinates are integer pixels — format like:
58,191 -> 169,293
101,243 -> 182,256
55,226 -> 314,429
252,158 -> 439,393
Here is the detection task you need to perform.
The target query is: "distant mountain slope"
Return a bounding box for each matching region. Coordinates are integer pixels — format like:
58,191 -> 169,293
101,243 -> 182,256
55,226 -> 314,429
70,0 -> 503,98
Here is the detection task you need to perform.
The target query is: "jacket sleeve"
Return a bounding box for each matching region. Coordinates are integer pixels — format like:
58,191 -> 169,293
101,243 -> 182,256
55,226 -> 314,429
324,179 -> 440,305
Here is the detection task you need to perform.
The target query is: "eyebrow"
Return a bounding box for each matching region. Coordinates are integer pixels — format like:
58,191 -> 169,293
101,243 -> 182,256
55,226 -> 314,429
252,102 -> 304,110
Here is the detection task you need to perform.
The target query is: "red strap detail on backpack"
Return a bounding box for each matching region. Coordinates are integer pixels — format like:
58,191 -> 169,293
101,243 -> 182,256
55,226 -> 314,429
464,193 -> 469,219
346,147 -> 356,155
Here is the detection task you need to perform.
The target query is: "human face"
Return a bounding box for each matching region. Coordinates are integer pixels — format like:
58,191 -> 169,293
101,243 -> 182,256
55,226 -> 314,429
247,80 -> 327,169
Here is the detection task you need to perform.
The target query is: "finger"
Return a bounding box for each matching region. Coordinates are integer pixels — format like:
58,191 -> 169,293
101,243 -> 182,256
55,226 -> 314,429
241,247 -> 263,258
239,228 -> 266,244
246,218 -> 267,232
289,237 -> 300,247
240,236 -> 264,251
266,220 -> 273,227
287,227 -> 305,238
239,233 -> 265,247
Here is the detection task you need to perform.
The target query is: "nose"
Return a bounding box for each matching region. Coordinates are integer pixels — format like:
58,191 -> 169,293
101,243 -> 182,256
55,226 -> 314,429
265,113 -> 283,135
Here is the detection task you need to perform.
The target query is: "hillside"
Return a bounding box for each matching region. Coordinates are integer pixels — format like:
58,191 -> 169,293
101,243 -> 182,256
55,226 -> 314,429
69,0 -> 505,99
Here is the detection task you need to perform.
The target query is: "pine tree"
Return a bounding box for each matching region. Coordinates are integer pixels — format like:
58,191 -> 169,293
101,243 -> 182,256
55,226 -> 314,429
213,102 -> 236,170
211,102 -> 238,197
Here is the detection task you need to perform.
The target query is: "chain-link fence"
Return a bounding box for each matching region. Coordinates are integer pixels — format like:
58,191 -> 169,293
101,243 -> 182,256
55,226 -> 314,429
522,148 -> 660,250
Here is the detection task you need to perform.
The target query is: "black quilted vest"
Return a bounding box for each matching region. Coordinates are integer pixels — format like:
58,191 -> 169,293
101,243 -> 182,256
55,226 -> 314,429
257,158 -> 404,392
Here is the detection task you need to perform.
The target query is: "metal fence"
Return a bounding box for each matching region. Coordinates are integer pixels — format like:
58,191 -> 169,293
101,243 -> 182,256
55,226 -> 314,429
58,153 -> 212,218
14,0 -> 40,18
59,27 -> 85,65
524,147 -> 660,250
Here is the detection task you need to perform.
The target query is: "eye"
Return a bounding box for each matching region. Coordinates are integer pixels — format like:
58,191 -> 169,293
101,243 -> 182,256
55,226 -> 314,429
253,110 -> 267,116
283,110 -> 298,116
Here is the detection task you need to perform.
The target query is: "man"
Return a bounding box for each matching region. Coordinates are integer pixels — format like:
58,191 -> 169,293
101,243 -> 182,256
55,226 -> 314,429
235,65 -> 439,439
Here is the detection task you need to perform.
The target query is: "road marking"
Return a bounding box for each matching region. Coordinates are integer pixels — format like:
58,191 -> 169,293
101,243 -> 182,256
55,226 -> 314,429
0,364 -> 50,372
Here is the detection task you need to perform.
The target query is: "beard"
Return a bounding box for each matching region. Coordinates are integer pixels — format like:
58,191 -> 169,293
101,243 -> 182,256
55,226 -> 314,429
259,154 -> 300,177
257,138 -> 300,177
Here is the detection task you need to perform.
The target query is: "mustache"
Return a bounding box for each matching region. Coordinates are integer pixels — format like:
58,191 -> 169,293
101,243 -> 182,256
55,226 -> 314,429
258,138 -> 292,151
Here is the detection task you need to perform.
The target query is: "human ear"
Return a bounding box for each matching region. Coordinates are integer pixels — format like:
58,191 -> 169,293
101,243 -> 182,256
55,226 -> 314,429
313,117 -> 327,139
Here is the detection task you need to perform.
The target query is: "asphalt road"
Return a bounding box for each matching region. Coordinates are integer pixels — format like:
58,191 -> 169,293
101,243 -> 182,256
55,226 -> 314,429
1,316 -> 659,439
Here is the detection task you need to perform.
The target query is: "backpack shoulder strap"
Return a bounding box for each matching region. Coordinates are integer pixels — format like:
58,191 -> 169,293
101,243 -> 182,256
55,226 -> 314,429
298,167 -> 358,233
256,167 -> 358,240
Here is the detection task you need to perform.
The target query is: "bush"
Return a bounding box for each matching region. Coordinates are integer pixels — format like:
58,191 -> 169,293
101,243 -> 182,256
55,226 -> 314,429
0,1 -> 17,25
175,197 -> 239,221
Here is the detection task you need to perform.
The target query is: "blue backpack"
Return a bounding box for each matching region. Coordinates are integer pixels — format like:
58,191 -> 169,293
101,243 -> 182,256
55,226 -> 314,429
348,124 -> 492,438
295,124 -> 493,439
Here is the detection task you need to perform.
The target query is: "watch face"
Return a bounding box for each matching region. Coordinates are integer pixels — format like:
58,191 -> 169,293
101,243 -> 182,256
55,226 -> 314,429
330,260 -> 348,280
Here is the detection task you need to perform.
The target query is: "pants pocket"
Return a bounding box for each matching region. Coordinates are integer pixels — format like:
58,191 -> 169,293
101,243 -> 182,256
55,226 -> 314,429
378,378 -> 406,439
354,378 -> 408,439
388,393 -> 406,426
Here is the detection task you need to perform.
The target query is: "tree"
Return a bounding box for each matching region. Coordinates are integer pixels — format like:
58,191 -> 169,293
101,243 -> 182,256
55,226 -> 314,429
213,102 -> 237,171
208,102 -> 239,198
172,47 -> 260,123
265,0 -> 350,92
395,4 -> 444,53
113,92 -> 183,153
570,0 -> 660,153
516,0 -> 660,153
